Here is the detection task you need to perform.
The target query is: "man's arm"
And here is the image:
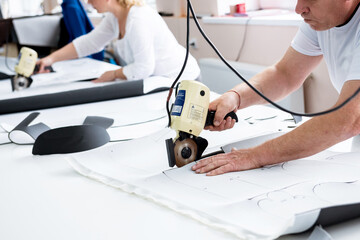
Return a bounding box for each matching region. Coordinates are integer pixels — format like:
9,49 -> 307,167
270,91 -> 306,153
192,80 -> 360,176
259,80 -> 360,163
207,47 -> 322,130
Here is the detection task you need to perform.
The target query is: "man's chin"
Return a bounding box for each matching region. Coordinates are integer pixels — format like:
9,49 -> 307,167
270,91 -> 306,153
306,22 -> 328,31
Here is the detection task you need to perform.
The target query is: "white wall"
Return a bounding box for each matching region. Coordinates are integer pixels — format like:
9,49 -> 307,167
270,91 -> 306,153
155,0 -> 297,17
259,0 -> 297,10
0,0 -> 43,18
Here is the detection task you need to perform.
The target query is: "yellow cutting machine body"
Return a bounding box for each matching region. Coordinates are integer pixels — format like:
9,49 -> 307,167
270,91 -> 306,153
166,80 -> 238,168
166,80 -> 210,168
170,80 -> 210,138
12,47 -> 38,91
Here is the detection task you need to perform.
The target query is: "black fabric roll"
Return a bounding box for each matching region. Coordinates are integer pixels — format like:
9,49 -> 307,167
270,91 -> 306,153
0,80 -> 144,114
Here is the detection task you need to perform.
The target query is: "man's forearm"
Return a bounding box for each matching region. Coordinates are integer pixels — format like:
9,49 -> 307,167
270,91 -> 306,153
231,47 -> 320,110
232,66 -> 301,109
255,107 -> 359,166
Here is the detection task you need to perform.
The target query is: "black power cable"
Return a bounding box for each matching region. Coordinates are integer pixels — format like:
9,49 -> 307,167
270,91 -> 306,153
166,0 -> 360,127
166,3 -> 190,127
4,19 -> 15,73
235,16 -> 252,62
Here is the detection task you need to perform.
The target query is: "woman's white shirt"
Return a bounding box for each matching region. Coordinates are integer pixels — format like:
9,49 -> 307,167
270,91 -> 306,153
73,5 -> 200,81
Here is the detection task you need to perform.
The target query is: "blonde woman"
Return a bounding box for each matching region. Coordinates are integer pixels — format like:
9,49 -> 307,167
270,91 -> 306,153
37,0 -> 200,82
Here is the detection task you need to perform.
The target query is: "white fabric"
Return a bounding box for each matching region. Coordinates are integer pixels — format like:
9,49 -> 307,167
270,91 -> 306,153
73,5 -> 200,81
291,7 -> 360,93
67,125 -> 360,240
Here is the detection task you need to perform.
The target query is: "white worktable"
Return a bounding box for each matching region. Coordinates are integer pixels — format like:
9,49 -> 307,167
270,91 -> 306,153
0,92 -> 359,240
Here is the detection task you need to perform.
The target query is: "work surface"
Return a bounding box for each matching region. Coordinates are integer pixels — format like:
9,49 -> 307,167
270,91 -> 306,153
0,90 -> 359,240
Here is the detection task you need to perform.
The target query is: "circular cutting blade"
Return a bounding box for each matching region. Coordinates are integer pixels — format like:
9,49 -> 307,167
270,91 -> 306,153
174,138 -> 198,167
13,76 -> 31,91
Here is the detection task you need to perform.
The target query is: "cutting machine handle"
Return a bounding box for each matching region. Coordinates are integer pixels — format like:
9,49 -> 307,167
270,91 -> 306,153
205,110 -> 238,127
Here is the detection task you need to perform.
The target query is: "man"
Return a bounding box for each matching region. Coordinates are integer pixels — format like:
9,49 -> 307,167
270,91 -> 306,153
192,0 -> 360,176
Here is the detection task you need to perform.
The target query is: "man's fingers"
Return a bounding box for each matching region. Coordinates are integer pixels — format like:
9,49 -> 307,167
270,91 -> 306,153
195,161 -> 218,173
205,121 -> 227,131
208,118 -> 235,131
191,151 -> 252,176
38,64 -> 45,73
204,125 -> 214,130
213,109 -> 228,126
192,156 -> 222,171
193,157 -> 229,174
192,158 -> 212,170
206,163 -> 234,176
224,117 -> 235,129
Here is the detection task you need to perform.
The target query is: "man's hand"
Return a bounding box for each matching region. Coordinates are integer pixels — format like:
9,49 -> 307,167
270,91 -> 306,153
205,91 -> 239,131
191,148 -> 262,176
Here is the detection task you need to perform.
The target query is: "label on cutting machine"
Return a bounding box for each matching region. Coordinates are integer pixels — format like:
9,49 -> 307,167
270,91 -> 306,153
188,104 -> 205,122
171,90 -> 186,116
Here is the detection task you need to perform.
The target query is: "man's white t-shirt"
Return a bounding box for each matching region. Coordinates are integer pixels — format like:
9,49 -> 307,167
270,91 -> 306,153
73,5 -> 200,81
291,6 -> 360,93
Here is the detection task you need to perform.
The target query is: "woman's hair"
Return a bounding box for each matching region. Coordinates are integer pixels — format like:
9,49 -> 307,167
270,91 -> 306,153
115,0 -> 145,7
